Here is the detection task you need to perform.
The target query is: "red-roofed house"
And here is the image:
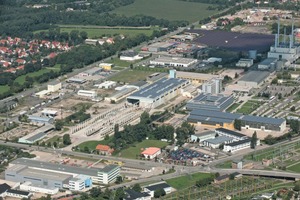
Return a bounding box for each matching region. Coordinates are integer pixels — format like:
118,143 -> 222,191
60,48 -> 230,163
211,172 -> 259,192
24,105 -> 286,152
4,68 -> 16,73
16,65 -> 24,70
106,38 -> 114,44
1,61 -> 11,68
0,47 -> 8,54
15,59 -> 26,65
95,144 -> 114,155
48,52 -> 57,59
141,147 -> 161,159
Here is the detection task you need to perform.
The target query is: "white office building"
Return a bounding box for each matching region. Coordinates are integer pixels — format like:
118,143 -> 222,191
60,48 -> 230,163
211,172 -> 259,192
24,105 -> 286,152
202,78 -> 222,94
97,165 -> 120,184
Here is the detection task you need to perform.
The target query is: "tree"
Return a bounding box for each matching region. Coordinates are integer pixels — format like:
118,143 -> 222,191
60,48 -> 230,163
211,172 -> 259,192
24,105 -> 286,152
114,188 -> 125,200
290,120 -> 300,134
264,135 -> 276,145
90,187 -> 102,198
250,131 -> 258,149
154,188 -> 166,198
63,134 -> 71,145
234,72 -> 239,79
140,112 -> 151,124
55,120 -> 64,131
234,119 -> 241,131
229,173 -> 235,180
291,106 -> 296,112
294,182 -> 300,191
53,141 -> 58,148
115,176 -> 123,184
132,183 -> 142,192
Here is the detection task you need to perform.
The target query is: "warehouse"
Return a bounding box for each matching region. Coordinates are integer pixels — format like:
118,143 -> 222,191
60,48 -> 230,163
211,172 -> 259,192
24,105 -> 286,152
238,71 -> 270,88
18,124 -> 54,144
47,81 -> 62,93
105,88 -> 137,103
190,131 -> 216,142
236,59 -> 253,68
20,182 -> 59,195
170,70 -> 219,85
146,42 -> 175,52
223,138 -> 252,153
187,109 -> 286,132
203,136 -> 234,148
96,81 -> 116,89
79,68 -> 102,76
258,58 -> 277,70
127,78 -> 190,108
11,158 -> 120,185
215,128 -> 248,141
27,115 -> 54,124
66,77 -> 86,84
186,94 -> 234,112
77,90 -> 97,98
150,57 -> 198,68
120,51 -> 143,61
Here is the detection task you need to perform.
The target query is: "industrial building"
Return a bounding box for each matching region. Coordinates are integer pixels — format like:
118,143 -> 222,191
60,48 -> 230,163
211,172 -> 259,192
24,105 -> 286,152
144,182 -> 172,197
41,109 -> 58,117
236,59 -> 253,68
105,88 -> 137,103
20,182 -> 59,195
258,58 -> 278,70
120,51 -> 143,61
187,109 -> 286,132
77,90 -> 97,98
66,77 -> 87,84
150,57 -> 198,68
79,67 -> 102,76
223,138 -> 252,153
190,131 -> 216,142
238,71 -> 270,88
27,115 -> 54,124
186,93 -> 234,112
201,78 -> 223,94
10,158 -> 120,185
141,147 -> 161,159
96,81 -> 117,89
215,128 -> 248,141
169,70 -> 219,85
268,19 -> 300,65
203,136 -> 234,148
147,72 -> 168,83
146,42 -> 175,52
47,81 -> 62,93
127,78 -> 190,108
18,124 -> 54,144
99,63 -> 113,71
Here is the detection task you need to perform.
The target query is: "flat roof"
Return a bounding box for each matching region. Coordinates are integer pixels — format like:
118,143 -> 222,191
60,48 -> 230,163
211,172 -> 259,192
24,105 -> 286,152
259,58 -> 277,66
141,147 -> 160,155
215,128 -> 246,138
240,115 -> 285,125
151,57 -> 197,65
226,138 -> 251,147
11,158 -> 114,176
128,78 -> 188,100
239,71 -> 270,83
204,136 -> 233,144
148,42 -> 175,48
20,124 -> 54,141
193,131 -> 215,137
189,93 -> 232,106
15,165 -> 72,182
101,165 -> 119,173
41,109 -> 58,115
176,71 -> 219,80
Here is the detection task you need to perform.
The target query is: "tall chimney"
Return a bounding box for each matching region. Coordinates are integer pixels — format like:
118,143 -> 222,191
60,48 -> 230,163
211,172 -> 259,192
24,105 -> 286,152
284,27 -> 286,45
291,18 -> 294,47
277,18 -> 280,47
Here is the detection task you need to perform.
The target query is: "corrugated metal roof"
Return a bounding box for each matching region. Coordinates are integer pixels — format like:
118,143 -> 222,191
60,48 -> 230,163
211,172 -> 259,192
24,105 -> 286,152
239,71 -> 270,83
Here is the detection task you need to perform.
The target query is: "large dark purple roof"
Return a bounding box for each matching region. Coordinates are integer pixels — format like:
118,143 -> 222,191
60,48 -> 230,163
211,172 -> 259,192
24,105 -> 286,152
187,30 -> 274,52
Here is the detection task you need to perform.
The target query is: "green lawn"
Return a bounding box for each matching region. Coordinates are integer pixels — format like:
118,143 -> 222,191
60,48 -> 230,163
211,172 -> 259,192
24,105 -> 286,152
236,100 -> 260,115
109,69 -> 155,83
108,58 -> 133,68
14,68 -> 60,85
77,137 -> 114,151
117,140 -> 168,159
226,103 -> 240,112
58,27 -> 154,38
45,135 -> 61,143
215,160 -> 232,169
166,172 -> 213,190
0,85 -> 10,93
112,0 -> 218,23
287,162 -> 300,173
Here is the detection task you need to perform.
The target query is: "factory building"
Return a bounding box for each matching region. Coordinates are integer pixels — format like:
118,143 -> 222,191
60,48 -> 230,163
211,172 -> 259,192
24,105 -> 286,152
258,58 -> 278,70
238,71 -> 270,88
99,63 -> 113,71
18,124 -> 54,144
77,90 -> 97,98
10,158 -> 120,185
169,70 -> 219,85
79,67 -> 102,76
223,138 -> 252,153
187,109 -> 286,132
146,42 -> 175,52
150,57 -> 198,68
105,88 -> 137,103
27,115 -> 54,124
268,19 -> 300,65
190,131 -> 216,143
47,81 -> 62,93
127,78 -> 190,108
186,93 -> 234,112
236,59 -> 253,68
20,182 -> 59,195
201,78 -> 223,94
120,51 -> 143,61
215,128 -> 248,141
96,81 -> 117,89
203,136 -> 234,148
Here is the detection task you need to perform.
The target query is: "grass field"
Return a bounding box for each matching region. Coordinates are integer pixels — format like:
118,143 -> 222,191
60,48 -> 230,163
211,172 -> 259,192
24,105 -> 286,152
215,160 -> 232,169
108,58 -> 133,68
236,100 -> 260,115
0,85 -> 10,94
226,103 -> 240,112
14,68 -> 60,85
166,172 -> 213,190
117,140 -> 168,159
109,69 -> 154,83
58,27 -> 154,38
287,162 -> 300,172
112,0 -> 217,23
77,137 -> 113,150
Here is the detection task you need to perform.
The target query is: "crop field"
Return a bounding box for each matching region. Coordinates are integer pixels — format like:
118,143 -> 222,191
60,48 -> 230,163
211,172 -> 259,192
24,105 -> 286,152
116,140 -> 168,159
112,0 -> 217,23
58,27 -> 154,38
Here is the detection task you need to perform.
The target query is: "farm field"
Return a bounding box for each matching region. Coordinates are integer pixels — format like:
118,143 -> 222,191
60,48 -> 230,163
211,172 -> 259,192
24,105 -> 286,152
166,172 -> 213,190
109,69 -> 155,83
112,0 -> 217,23
58,27 -> 154,38
116,140 -> 168,159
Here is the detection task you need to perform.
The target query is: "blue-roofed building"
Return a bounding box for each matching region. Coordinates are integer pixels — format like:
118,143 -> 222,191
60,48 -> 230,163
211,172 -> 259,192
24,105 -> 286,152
127,78 -> 190,108
187,109 -> 286,132
186,93 -> 234,111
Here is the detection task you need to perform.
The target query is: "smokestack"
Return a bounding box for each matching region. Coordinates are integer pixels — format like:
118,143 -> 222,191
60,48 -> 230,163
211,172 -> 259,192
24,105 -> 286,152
291,18 -> 294,47
284,27 -> 286,45
277,18 -> 280,47
289,35 -> 293,49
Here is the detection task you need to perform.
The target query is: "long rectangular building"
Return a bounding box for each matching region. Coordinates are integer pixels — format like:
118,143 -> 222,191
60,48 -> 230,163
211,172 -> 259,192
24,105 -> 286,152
238,71 -> 270,88
127,78 -> 190,108
187,109 -> 286,132
10,158 -> 120,185
150,57 -> 198,68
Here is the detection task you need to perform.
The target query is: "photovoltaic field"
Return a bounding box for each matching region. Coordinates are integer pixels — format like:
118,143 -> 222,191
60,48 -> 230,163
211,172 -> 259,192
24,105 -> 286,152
188,30 -> 275,52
